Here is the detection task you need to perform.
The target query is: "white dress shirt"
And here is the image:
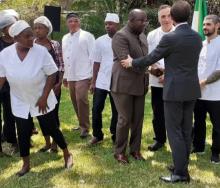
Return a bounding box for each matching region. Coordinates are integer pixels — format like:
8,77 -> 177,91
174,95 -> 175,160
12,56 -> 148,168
147,26 -> 175,87
0,43 -> 58,119
62,29 -> 95,81
198,36 -> 220,101
90,34 -> 114,91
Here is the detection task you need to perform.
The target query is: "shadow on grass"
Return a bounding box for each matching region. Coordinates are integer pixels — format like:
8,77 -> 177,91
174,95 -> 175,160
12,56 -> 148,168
1,91 -> 220,187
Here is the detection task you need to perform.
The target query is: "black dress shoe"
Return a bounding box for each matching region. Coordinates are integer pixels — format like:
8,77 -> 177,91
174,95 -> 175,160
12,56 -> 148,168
160,174 -> 190,183
148,141 -> 164,151
211,153 -> 220,164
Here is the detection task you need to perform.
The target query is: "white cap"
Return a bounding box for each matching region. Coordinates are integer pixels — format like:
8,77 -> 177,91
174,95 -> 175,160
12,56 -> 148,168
105,13 -> 119,23
0,15 -> 16,30
0,9 -> 19,19
8,20 -> 31,38
34,16 -> 53,36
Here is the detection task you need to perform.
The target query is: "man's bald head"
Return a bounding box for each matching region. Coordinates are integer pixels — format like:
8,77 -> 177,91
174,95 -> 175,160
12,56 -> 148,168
128,9 -> 148,35
128,9 -> 146,21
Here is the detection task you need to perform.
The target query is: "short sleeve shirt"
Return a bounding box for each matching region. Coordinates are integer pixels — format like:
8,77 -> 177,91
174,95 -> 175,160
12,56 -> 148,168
147,26 -> 175,88
198,36 -> 220,101
90,34 -> 114,91
0,43 -> 58,119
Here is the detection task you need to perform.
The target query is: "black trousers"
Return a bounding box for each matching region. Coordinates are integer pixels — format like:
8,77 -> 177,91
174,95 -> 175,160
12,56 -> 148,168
40,93 -> 61,137
151,86 -> 166,144
54,92 -> 61,128
0,90 -> 17,144
15,110 -> 67,157
92,88 -> 118,140
164,100 -> 195,176
193,99 -> 220,154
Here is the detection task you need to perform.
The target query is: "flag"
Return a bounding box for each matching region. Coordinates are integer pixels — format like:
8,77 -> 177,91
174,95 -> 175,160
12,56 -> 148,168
192,0 -> 208,40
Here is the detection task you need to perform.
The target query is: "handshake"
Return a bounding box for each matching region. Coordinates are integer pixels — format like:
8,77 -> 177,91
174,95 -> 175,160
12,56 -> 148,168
149,66 -> 164,77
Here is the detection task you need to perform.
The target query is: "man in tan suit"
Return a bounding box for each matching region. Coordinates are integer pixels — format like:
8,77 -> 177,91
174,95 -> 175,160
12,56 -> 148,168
111,9 -> 148,164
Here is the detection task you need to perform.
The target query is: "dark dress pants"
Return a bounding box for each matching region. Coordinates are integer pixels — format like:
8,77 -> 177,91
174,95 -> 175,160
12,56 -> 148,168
92,88 -> 118,140
112,92 -> 145,154
193,99 -> 220,154
151,86 -> 166,144
164,100 -> 195,176
15,110 -> 67,157
0,90 -> 17,144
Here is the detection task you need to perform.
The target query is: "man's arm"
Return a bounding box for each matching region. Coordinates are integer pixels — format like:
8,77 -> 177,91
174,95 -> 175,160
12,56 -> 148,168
206,70 -> 220,84
121,34 -> 171,69
200,70 -> 220,88
0,77 -> 6,90
132,34 -> 171,69
90,62 -> 100,93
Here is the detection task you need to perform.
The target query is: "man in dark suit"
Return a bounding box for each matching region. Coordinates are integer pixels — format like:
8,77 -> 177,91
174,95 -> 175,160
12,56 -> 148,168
121,0 -> 202,183
111,9 -> 148,164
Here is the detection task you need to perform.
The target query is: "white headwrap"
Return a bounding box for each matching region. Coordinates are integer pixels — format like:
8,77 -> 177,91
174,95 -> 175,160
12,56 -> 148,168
8,20 -> 31,38
105,13 -> 120,23
0,15 -> 16,30
34,16 -> 53,36
0,9 -> 19,19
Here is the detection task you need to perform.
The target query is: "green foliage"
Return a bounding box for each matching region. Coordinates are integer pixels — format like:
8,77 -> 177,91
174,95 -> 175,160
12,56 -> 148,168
1,0 -> 219,40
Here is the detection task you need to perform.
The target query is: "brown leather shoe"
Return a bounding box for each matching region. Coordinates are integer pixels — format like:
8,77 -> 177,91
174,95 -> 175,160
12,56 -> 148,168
89,137 -> 103,145
130,152 -> 145,161
114,154 -> 129,164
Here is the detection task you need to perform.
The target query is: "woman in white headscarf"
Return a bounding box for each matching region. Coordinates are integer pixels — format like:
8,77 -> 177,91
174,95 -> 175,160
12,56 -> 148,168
0,20 -> 73,176
0,15 -> 17,156
33,16 -> 64,153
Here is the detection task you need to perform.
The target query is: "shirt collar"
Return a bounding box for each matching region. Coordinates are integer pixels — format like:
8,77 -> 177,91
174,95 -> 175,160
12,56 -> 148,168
175,22 -> 188,30
70,29 -> 81,36
206,35 -> 219,44
159,26 -> 175,34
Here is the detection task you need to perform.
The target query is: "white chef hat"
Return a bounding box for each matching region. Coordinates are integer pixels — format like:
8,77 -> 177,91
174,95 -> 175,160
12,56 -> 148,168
0,15 -> 16,30
105,13 -> 119,23
0,9 -> 19,19
34,16 -> 53,36
8,20 -> 31,38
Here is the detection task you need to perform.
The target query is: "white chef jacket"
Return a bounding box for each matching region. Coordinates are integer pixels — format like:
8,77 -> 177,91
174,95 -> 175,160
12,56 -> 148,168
0,43 -> 58,119
198,36 -> 220,101
62,29 -> 95,81
90,34 -> 114,91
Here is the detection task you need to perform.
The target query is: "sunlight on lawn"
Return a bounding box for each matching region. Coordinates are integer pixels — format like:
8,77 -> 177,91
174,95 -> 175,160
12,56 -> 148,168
0,89 -> 220,188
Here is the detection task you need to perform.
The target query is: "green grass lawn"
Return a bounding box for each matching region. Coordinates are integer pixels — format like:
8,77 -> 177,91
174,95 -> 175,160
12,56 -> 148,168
0,87 -> 220,188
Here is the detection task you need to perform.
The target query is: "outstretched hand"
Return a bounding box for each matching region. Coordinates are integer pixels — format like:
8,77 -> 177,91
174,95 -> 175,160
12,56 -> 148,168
120,55 -> 133,68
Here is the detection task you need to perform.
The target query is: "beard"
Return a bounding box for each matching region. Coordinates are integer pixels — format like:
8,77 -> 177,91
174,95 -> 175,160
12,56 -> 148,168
204,28 -> 215,37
